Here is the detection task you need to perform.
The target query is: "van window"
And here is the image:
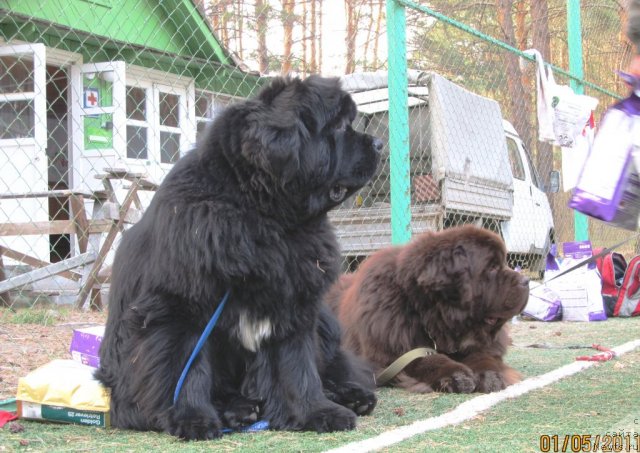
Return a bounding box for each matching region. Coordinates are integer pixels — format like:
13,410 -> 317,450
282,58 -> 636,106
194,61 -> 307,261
522,144 -> 543,189
506,136 -> 525,180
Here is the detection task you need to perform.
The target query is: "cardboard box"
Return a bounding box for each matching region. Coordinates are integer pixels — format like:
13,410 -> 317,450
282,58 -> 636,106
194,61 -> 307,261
69,325 -> 104,368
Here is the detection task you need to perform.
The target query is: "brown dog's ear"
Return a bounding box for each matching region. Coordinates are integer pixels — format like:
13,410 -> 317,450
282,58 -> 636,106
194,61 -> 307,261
416,244 -> 471,293
241,78 -> 307,183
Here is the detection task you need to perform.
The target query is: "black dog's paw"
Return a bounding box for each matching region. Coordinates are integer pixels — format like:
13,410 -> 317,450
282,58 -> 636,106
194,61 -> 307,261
222,396 -> 262,429
324,382 -> 377,416
166,405 -> 223,440
475,370 -> 507,393
436,369 -> 477,393
304,402 -> 356,433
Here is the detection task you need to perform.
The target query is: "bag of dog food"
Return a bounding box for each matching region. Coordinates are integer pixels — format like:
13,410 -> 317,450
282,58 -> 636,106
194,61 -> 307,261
569,90 -> 640,230
543,242 -> 607,322
16,360 -> 110,427
522,284 -> 562,321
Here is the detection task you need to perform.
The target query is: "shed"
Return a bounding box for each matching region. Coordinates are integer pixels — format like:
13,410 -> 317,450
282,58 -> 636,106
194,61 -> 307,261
0,0 -> 264,263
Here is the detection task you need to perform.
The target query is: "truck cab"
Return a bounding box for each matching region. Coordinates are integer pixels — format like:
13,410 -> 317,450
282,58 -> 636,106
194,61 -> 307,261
501,119 -> 556,270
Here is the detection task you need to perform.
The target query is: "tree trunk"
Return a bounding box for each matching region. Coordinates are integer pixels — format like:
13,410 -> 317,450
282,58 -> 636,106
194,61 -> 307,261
236,0 -> 244,60
302,0 -> 308,75
318,0 -> 323,73
345,0 -> 357,74
372,0 -> 383,69
496,0 -> 531,153
282,0 -> 295,74
255,0 -> 269,73
531,0 -> 559,225
310,0 -> 318,73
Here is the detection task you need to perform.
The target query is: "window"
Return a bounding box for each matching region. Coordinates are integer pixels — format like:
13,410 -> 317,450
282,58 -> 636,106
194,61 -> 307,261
158,91 -> 181,164
0,55 -> 36,139
126,86 -> 148,159
195,91 -> 228,144
506,136 -> 525,181
83,70 -> 115,151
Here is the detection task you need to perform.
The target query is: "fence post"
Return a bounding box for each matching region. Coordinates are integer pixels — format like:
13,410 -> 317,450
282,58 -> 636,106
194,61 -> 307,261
567,0 -> 589,242
386,0 -> 412,245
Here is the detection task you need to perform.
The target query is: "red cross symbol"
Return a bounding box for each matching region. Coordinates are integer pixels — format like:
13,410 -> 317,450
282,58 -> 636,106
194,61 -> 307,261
84,88 -> 99,108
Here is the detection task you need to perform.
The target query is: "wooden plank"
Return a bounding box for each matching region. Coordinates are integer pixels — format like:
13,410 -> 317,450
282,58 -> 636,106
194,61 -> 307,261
0,252 -> 96,293
102,202 -> 142,223
69,194 -> 89,253
76,181 -> 141,310
0,220 -> 113,236
0,190 -> 103,200
0,246 -> 83,281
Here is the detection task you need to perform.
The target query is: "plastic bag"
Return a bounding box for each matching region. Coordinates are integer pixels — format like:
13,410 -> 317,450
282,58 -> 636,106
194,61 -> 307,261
523,49 -> 598,147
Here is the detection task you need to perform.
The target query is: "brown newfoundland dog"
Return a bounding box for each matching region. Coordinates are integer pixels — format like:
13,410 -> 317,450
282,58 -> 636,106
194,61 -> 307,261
326,225 -> 529,394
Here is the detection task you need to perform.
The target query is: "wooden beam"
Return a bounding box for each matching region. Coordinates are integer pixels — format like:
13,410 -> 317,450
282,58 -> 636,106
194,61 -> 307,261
69,194 -> 89,253
0,252 -> 96,293
0,219 -> 112,236
76,180 -> 141,310
0,246 -> 83,281
0,190 -> 106,200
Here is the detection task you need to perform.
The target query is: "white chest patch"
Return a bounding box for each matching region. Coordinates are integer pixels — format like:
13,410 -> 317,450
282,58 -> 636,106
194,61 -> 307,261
237,312 -> 273,352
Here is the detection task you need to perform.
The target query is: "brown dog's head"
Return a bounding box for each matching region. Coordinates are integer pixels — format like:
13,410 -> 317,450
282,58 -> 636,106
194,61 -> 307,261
398,225 -> 529,355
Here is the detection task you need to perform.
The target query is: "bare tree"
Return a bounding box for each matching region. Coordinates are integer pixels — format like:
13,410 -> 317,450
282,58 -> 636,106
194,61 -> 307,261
255,0 -> 270,72
345,0 -> 358,73
310,0 -> 318,73
281,0 -> 296,74
496,0 -> 531,152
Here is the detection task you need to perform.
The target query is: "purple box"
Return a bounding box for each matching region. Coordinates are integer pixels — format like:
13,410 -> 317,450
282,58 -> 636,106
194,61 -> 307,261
69,325 -> 104,368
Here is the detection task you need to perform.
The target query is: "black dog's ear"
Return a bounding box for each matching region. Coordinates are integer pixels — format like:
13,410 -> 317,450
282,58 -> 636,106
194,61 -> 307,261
241,78 -> 306,183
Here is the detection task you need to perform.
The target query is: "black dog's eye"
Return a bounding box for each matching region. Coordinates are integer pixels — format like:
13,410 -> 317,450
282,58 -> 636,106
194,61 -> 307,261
329,185 -> 348,202
335,119 -> 348,132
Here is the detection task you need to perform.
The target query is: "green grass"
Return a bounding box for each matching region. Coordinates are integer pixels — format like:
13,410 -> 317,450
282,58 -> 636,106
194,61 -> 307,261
1,318 -> 639,452
0,307 -> 69,326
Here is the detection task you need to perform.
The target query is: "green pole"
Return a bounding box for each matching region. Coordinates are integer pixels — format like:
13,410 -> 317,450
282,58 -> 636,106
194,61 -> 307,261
567,0 -> 589,242
386,0 -> 412,244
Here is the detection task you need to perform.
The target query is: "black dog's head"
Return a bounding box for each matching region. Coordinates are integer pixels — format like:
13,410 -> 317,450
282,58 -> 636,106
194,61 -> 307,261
228,75 -> 382,220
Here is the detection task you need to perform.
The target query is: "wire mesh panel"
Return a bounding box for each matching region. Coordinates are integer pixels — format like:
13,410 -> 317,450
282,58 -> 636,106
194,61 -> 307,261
0,1 -> 263,309
0,0 -> 635,310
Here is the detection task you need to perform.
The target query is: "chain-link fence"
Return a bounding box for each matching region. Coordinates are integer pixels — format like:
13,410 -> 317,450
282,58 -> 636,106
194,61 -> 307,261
0,0 -> 634,310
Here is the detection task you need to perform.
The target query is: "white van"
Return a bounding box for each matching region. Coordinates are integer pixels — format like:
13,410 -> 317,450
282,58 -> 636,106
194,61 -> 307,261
501,120 -> 556,270
331,70 -> 557,272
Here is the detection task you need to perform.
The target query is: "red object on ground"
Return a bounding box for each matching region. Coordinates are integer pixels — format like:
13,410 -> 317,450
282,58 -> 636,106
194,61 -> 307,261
0,410 -> 18,428
576,344 -> 617,362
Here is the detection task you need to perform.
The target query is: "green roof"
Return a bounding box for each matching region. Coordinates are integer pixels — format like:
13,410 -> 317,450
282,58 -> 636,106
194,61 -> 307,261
0,0 -> 264,97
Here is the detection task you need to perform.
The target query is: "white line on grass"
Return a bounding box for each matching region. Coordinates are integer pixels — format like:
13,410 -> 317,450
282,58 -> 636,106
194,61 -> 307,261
326,339 -> 640,453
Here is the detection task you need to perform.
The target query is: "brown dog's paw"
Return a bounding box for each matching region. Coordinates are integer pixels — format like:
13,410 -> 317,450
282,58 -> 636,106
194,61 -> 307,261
475,370 -> 509,393
304,402 -> 357,432
435,369 -> 477,393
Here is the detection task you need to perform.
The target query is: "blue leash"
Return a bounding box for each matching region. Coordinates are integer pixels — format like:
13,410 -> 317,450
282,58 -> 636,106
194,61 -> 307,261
173,290 -> 230,405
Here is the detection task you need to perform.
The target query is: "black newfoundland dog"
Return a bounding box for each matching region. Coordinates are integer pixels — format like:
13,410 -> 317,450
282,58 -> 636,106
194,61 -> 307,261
326,225 -> 529,394
96,76 -> 381,440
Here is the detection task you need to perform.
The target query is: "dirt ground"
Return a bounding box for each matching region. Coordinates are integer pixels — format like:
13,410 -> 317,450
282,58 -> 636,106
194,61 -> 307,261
0,310 -> 107,401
